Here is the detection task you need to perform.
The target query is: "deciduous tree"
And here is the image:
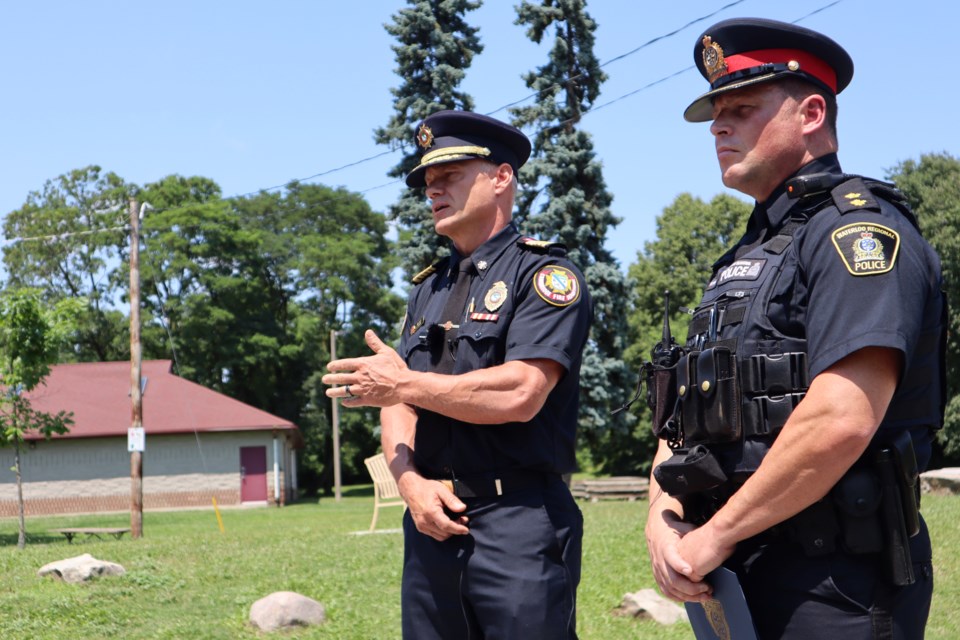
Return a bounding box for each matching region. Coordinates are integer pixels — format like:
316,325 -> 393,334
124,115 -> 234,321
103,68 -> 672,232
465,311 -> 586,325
887,152 -> 960,466
2,166 -> 130,361
0,289 -> 82,548
625,193 -> 751,472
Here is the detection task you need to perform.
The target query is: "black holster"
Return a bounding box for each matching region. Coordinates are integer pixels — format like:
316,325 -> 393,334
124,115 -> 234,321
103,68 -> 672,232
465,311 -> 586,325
783,433 -> 920,586
653,444 -> 728,498
874,431 -> 921,586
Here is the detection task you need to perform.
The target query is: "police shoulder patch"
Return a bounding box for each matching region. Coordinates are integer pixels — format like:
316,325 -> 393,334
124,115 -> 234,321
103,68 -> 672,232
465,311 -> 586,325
533,265 -> 580,307
830,222 -> 900,276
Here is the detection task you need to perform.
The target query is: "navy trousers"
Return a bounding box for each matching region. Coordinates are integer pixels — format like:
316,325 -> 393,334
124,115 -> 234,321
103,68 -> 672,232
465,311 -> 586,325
401,477 -> 582,639
735,517 -> 933,639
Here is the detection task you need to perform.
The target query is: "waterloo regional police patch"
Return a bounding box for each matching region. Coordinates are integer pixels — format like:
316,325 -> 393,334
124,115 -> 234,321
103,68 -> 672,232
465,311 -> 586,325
534,265 -> 580,306
831,222 -> 900,276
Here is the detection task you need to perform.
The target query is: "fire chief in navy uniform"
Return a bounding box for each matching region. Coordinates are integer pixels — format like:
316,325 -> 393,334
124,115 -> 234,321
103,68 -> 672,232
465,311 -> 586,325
644,18 -> 944,640
324,110 -> 592,639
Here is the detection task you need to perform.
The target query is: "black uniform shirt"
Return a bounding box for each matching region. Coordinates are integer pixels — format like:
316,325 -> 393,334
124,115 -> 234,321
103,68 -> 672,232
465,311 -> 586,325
398,223 -> 592,478
739,154 -> 944,468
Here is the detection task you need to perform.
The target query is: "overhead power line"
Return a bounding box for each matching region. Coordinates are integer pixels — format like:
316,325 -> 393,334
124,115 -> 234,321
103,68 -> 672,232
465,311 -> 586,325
4,0 -> 846,235
225,2 -> 754,202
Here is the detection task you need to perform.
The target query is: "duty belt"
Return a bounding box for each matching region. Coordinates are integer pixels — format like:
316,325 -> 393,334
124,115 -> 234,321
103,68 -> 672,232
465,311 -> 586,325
438,469 -> 555,498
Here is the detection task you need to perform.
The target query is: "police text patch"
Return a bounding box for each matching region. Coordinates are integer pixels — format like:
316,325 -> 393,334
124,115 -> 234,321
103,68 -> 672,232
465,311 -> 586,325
712,259 -> 766,288
830,223 -> 900,276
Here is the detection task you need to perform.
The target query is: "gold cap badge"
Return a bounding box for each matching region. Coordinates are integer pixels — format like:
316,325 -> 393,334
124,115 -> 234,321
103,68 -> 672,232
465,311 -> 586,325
417,124 -> 434,149
702,35 -> 728,83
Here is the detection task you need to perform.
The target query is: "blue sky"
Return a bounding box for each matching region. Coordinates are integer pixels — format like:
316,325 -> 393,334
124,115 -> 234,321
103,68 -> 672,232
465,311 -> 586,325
1,0 -> 956,272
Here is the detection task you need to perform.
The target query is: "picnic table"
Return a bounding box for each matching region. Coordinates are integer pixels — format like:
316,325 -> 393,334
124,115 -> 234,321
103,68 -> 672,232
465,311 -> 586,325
50,527 -> 131,544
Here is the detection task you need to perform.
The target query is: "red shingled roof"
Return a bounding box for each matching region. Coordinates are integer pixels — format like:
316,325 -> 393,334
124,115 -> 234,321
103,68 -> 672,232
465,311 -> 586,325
22,360 -> 299,442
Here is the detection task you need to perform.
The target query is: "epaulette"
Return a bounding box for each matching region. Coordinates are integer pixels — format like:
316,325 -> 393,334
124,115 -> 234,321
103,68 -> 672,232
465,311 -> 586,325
830,177 -> 881,214
411,257 -> 449,285
517,237 -> 568,256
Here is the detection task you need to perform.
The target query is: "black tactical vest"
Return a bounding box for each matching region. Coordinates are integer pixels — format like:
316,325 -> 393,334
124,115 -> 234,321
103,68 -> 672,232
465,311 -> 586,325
672,176 -> 945,482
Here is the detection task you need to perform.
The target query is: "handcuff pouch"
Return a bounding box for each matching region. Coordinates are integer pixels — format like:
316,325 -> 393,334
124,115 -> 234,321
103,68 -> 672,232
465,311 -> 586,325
653,444 -> 728,497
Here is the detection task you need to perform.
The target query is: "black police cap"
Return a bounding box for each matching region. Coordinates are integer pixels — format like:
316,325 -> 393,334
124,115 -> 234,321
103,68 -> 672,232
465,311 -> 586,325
684,17 -> 854,122
405,110 -> 532,188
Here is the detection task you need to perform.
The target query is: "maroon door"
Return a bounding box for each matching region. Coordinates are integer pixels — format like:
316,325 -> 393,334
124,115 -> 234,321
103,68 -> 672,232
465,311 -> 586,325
240,446 -> 268,502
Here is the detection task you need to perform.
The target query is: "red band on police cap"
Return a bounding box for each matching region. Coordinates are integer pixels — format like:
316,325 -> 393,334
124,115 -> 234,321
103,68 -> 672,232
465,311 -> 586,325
723,48 -> 837,93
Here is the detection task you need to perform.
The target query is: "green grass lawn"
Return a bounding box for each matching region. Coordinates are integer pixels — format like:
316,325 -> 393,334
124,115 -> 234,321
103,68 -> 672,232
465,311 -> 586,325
1,489 -> 958,639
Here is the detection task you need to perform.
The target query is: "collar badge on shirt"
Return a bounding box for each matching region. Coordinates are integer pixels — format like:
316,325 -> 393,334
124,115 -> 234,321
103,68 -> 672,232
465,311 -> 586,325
484,281 -> 508,312
477,259 -> 488,271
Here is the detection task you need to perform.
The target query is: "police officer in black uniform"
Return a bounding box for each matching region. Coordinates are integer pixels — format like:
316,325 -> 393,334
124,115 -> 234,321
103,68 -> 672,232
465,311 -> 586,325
644,18 -> 943,639
324,110 -> 592,639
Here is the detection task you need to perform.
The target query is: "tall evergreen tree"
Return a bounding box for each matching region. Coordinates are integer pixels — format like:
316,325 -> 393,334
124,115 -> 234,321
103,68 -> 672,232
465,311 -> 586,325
375,0 -> 483,278
511,0 -> 635,473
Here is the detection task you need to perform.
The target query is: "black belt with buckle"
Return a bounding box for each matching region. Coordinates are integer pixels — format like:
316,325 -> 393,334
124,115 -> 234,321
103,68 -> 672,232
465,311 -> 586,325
438,470 -> 555,498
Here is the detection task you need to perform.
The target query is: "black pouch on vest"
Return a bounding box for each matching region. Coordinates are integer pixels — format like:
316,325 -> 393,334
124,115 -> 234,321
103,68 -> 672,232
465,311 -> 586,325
653,445 -> 728,497
683,346 -> 740,443
832,467 -> 883,554
646,362 -> 681,441
677,353 -> 705,442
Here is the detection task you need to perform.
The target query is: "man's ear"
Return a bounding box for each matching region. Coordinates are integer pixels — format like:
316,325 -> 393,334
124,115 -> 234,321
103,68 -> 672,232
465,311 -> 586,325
799,93 -> 827,135
492,163 -> 515,195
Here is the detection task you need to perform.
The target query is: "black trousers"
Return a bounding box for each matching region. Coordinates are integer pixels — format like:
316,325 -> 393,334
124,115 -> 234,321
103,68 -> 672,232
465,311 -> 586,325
401,477 -> 582,639
734,516 -> 933,639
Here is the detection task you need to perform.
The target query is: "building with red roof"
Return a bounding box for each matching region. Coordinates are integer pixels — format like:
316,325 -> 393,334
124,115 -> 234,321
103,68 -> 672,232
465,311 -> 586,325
0,360 -> 302,517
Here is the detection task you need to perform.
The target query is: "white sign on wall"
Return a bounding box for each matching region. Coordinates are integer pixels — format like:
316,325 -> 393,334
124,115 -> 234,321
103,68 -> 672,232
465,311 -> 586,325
128,427 -> 145,452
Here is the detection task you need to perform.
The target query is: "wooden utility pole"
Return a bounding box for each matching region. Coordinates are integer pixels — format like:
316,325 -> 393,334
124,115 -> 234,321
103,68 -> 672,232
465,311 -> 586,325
129,197 -> 144,538
330,330 -> 342,502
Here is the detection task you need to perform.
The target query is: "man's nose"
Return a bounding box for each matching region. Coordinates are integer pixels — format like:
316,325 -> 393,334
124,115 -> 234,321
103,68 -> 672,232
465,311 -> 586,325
709,118 -> 729,137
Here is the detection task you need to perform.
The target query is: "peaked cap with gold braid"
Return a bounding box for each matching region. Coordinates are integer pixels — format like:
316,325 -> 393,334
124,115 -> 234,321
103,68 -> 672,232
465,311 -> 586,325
405,110 -> 531,188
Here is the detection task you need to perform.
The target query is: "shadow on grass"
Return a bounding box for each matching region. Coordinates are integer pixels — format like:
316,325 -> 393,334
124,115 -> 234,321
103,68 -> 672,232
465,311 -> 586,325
303,485 -> 374,501
0,531 -> 70,547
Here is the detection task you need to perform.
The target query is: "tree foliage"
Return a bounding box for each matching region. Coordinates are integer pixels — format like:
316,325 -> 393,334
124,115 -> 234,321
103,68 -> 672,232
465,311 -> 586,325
133,176 -> 404,492
2,166 -> 131,362
625,193 -> 752,473
886,152 -> 960,466
376,0 -> 483,277
0,289 -> 82,548
511,0 -> 635,473
6,167 -> 403,495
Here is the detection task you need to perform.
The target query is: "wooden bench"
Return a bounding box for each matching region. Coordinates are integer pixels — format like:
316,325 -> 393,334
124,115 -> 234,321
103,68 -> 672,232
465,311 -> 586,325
50,527 -> 131,544
570,476 -> 649,502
